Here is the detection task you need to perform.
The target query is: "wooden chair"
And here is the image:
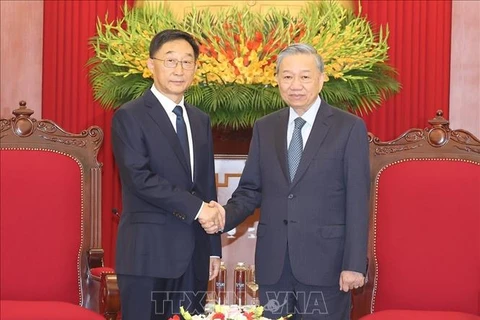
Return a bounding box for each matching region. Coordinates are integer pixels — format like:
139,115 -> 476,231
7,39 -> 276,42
352,111 -> 480,320
0,102 -> 120,319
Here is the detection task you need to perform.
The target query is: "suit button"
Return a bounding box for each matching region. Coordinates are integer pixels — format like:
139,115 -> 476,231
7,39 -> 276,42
288,194 -> 294,199
283,219 -> 288,225
191,191 -> 196,195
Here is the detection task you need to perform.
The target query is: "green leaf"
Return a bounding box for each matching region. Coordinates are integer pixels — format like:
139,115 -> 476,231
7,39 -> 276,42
87,1 -> 401,127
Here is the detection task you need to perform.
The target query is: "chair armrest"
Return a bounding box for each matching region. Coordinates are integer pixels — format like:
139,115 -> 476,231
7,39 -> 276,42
90,267 -> 120,320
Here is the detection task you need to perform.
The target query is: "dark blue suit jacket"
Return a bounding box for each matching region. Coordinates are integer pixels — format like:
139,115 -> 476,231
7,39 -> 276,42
224,101 -> 370,286
112,89 -> 220,282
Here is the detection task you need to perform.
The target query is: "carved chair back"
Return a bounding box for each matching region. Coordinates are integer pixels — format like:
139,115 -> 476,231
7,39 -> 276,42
0,102 -> 104,306
352,111 -> 480,318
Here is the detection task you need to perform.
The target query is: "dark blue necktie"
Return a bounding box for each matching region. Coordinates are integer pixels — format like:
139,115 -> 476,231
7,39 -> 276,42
173,105 -> 191,173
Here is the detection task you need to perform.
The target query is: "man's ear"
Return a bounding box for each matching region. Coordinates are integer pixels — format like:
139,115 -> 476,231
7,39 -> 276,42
147,58 -> 154,73
318,72 -> 325,93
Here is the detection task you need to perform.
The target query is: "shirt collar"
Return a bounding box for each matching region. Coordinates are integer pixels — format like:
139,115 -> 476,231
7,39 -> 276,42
150,85 -> 185,113
288,96 -> 321,126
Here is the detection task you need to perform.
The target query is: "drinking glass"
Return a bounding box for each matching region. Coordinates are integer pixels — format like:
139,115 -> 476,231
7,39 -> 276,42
246,264 -> 259,306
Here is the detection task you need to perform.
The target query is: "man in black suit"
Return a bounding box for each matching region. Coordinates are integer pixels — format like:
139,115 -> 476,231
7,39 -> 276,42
112,29 -> 224,320
209,43 -> 370,319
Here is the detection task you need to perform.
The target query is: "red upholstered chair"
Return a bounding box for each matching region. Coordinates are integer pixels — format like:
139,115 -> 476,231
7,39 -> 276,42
352,111 -> 480,320
0,102 -> 120,320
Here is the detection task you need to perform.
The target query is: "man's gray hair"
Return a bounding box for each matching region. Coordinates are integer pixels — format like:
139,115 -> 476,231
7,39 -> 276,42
276,43 -> 324,74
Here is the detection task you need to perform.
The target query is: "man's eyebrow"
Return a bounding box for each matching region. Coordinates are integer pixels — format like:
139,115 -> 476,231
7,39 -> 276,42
280,69 -> 312,73
164,51 -> 194,58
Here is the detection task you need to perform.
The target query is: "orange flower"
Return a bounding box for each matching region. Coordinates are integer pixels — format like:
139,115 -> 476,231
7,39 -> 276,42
211,312 -> 225,320
243,55 -> 250,67
199,44 -> 209,54
246,39 -> 261,51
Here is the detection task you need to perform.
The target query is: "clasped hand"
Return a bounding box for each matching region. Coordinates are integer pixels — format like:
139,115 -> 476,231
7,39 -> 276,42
198,201 -> 225,234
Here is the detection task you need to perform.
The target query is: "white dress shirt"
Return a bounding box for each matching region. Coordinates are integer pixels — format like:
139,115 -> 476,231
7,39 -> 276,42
287,96 -> 322,149
151,86 -> 194,181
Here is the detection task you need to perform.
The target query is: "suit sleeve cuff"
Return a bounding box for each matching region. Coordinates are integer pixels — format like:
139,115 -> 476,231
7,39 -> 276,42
195,202 -> 205,220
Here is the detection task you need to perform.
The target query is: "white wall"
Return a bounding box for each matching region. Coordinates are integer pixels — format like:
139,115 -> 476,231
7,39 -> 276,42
0,0 -> 43,119
449,1 -> 480,137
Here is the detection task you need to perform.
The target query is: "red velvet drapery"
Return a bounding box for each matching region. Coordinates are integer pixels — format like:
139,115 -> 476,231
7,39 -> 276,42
42,0 -> 133,267
42,0 -> 452,266
359,0 -> 452,140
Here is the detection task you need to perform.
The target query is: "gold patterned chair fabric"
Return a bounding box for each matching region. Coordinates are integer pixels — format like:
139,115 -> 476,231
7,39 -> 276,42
352,111 -> 480,319
0,102 -> 120,320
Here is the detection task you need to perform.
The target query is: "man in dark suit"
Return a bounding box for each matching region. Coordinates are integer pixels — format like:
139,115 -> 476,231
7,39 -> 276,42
210,43 -> 370,319
111,29 -> 224,320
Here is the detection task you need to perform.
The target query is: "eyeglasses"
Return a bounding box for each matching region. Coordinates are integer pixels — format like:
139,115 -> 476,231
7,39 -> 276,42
151,57 -> 196,70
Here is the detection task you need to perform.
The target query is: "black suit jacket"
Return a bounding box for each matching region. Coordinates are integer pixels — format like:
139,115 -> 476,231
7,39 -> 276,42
112,89 -> 220,281
224,101 -> 370,286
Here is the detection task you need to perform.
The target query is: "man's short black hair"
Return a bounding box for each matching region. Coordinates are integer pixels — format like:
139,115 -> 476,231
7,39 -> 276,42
149,29 -> 199,60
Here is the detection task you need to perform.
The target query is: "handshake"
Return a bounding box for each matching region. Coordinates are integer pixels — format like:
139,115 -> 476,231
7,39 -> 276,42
198,201 -> 225,234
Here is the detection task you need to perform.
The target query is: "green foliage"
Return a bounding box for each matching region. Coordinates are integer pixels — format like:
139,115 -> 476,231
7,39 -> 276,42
88,1 -> 400,128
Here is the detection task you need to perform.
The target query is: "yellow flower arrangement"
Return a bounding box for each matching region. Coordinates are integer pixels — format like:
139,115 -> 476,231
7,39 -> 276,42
89,1 -> 399,128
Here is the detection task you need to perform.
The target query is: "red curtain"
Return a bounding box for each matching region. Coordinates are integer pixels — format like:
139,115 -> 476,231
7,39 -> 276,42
359,0 -> 452,140
42,0 -> 133,267
42,0 -> 452,266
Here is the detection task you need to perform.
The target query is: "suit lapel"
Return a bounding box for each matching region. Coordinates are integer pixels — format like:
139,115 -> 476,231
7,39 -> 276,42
143,90 -> 191,176
290,100 -> 333,189
274,108 -> 290,183
185,103 -> 200,183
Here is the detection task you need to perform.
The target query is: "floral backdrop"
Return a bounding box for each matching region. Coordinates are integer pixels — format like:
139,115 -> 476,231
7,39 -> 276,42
89,1 -> 400,128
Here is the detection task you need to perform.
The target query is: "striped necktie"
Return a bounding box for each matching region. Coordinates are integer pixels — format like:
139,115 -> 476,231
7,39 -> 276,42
288,117 -> 306,181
